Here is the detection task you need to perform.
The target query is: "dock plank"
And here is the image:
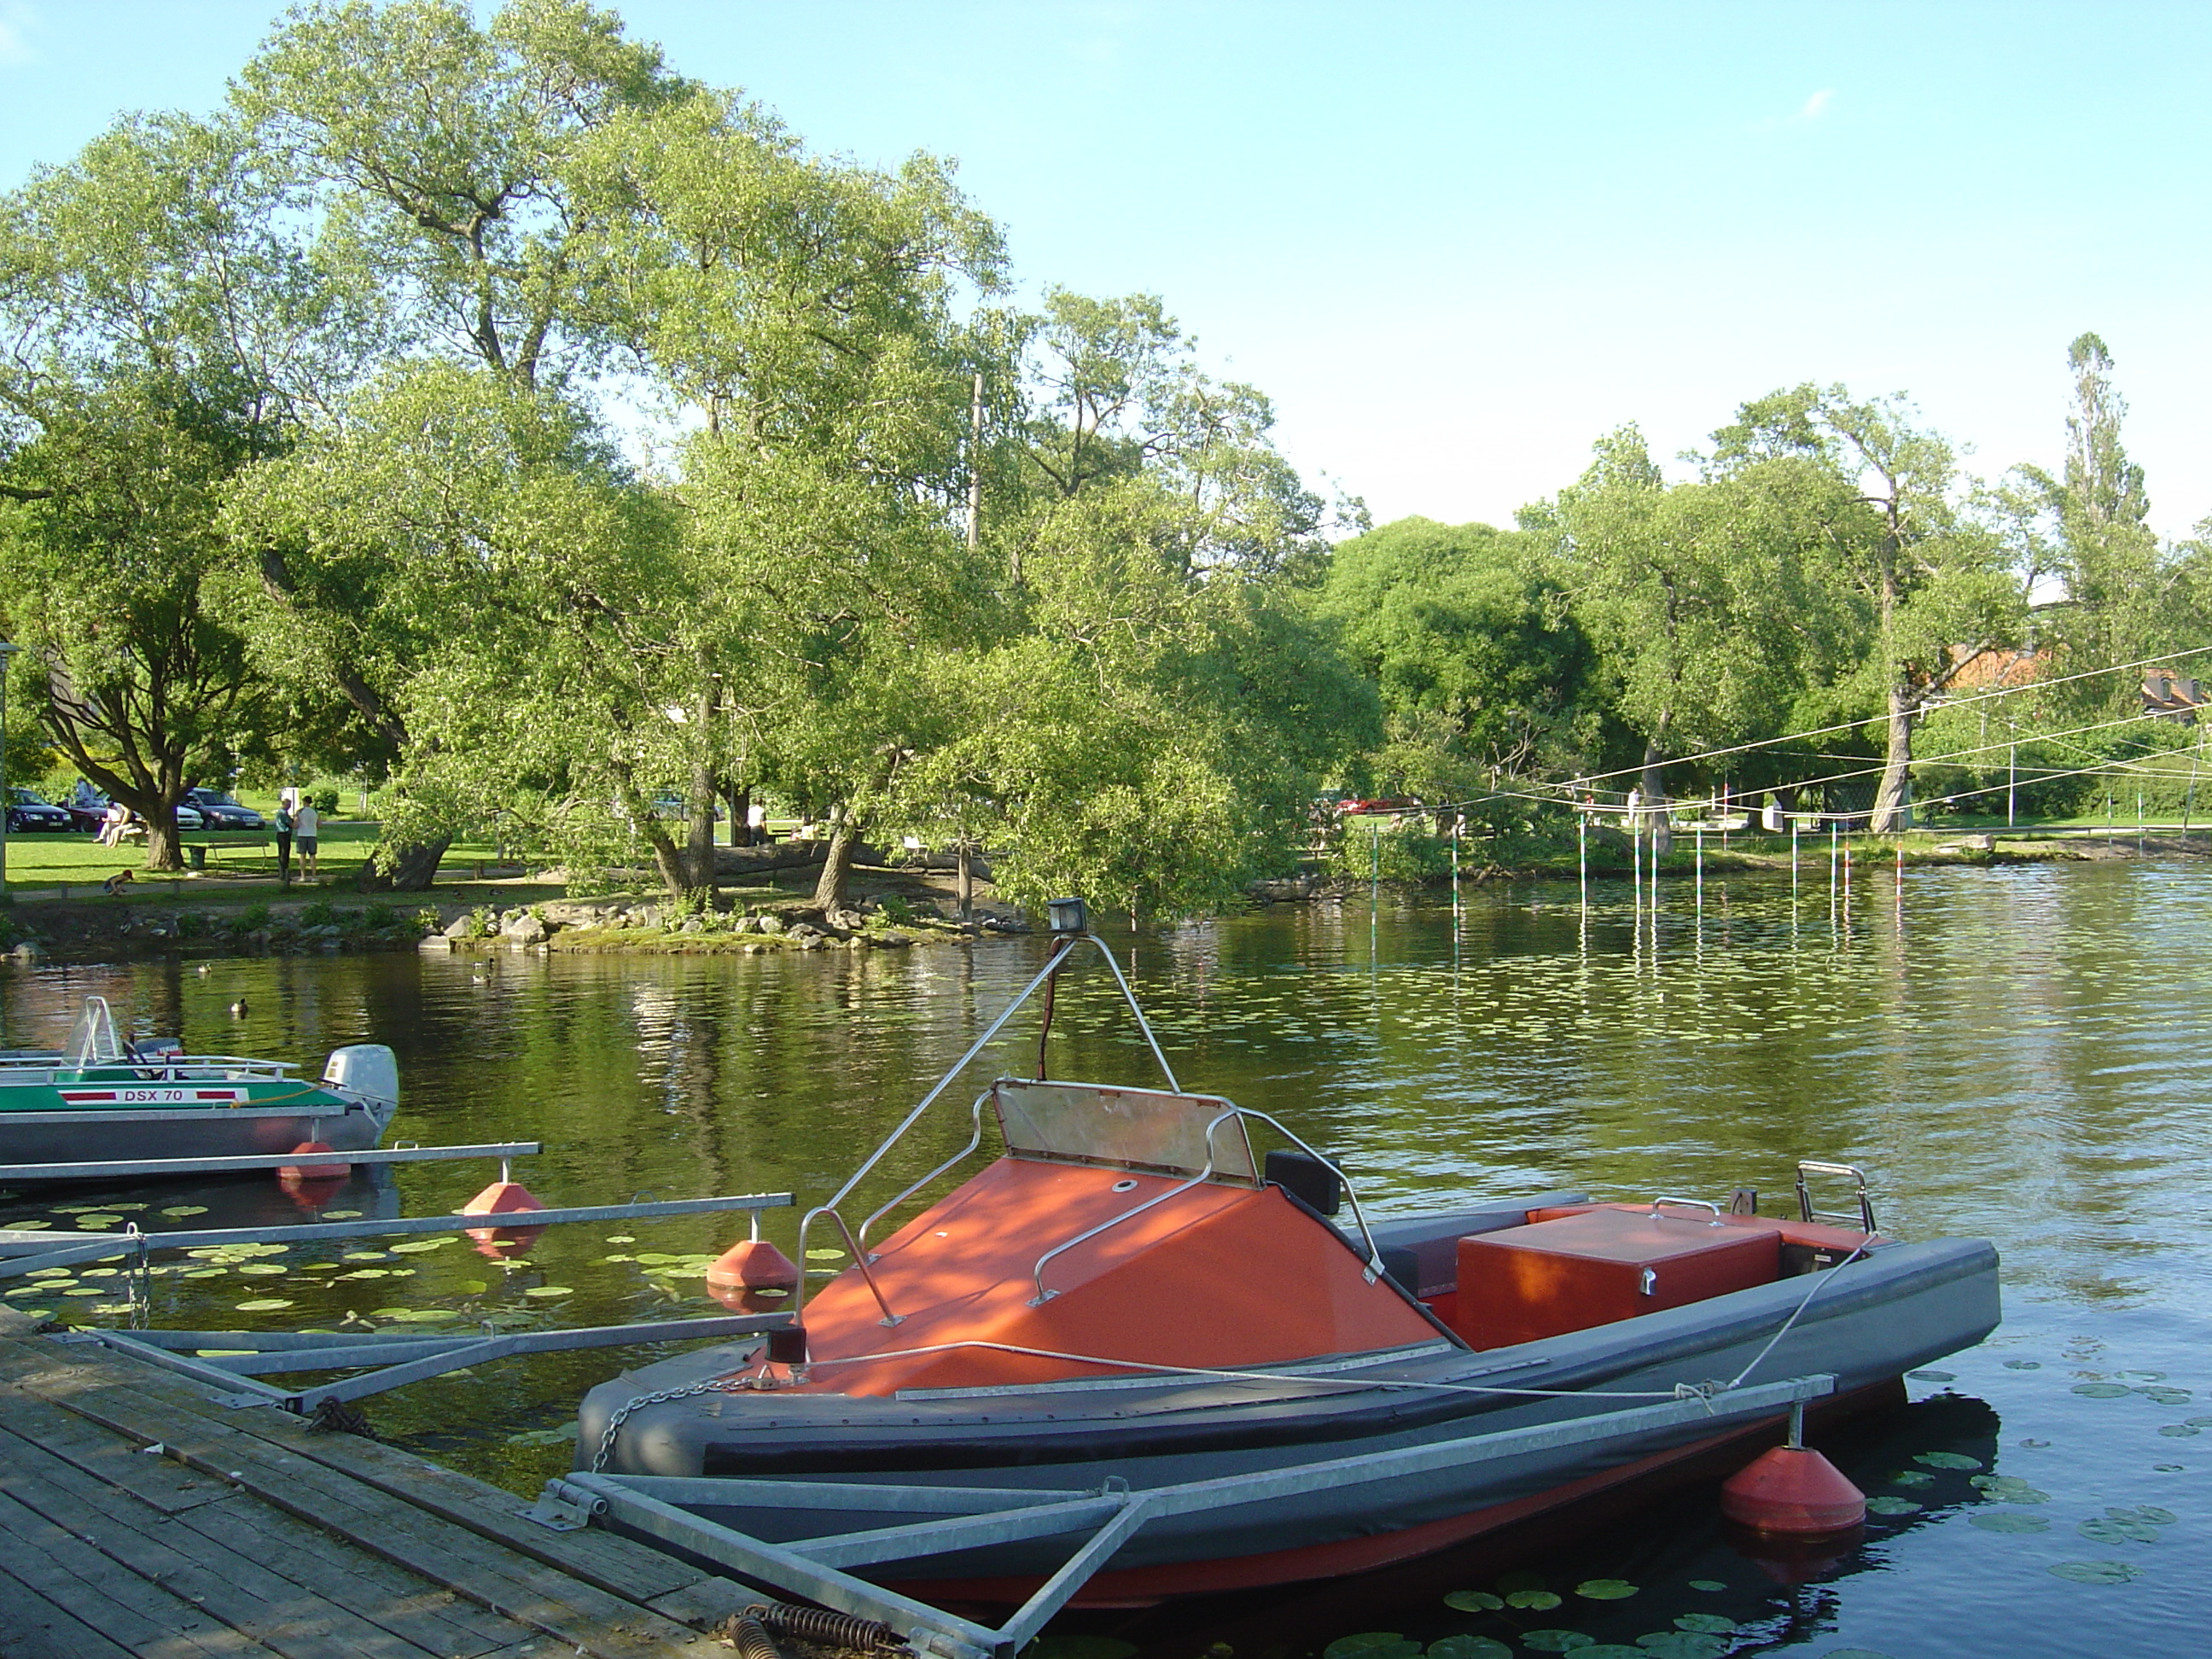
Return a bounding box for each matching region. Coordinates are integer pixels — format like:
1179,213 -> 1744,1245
0,1421 -> 434,1659
0,1314 -> 717,1659
11,1364 -> 718,1658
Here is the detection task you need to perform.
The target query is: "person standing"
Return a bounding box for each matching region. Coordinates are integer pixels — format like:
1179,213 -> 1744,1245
294,797 -> 320,880
274,801 -> 294,888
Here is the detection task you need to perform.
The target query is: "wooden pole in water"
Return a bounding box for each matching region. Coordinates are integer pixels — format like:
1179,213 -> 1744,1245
1371,818 -> 1382,907
2139,788 -> 2145,855
1632,813 -> 1641,915
1695,825 -> 1704,917
1451,814 -> 1461,922
1829,820 -> 1838,920
1578,807 -> 1588,915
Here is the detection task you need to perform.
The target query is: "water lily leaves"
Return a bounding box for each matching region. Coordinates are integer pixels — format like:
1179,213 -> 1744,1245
1443,1592 -> 1505,1612
2136,1386 -> 2192,1406
2154,1464 -> 2186,1472
2020,1438 -> 2052,1448
390,1239 -> 457,1254
806,1249 -> 847,1260
605,1235 -> 636,1244
521,1285 -> 573,1298
336,1269 -> 388,1280
505,1425 -> 577,1447
1323,1635 -> 1415,1659
1913,1452 -> 1982,1470
2071,1382 -> 2130,1398
2157,1424 -> 2199,1437
2111,1505 -> 2175,1525
342,1251 -> 390,1262
1673,1615 -> 1738,1634
1906,1370 -> 1955,1382
1575,1580 -> 1639,1601
2116,1370 -> 2166,1381
1521,1633 -> 1593,1654
1428,1639 -> 1510,1659
26,1267 -> 73,1279
2077,1516 -> 2159,1545
234,1298 -> 293,1312
457,1280 -> 489,1294
632,1252 -> 682,1266
1634,1635 -> 1726,1659
159,1206 -> 208,1218
1866,1497 -> 1922,1516
61,1287 -> 103,1296
73,1214 -> 121,1229
2002,1359 -> 2042,1370
2047,1560 -> 2143,1584
183,1268 -> 227,1278
1888,1471 -> 1935,1488
4,1219 -> 52,1230
1970,1475 -> 2051,1502
236,1264 -> 287,1277
1508,1590 -> 1563,1610
322,1210 -> 363,1220
602,1254 -> 633,1263
1685,1580 -> 1727,1592
1969,1513 -> 2052,1534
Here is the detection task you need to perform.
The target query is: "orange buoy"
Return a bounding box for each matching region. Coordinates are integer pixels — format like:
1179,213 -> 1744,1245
1720,1444 -> 1867,1534
277,1141 -> 349,1182
705,1239 -> 801,1311
463,1178 -> 547,1259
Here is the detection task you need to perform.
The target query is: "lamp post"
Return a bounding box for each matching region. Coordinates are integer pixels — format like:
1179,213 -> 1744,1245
0,638 -> 16,896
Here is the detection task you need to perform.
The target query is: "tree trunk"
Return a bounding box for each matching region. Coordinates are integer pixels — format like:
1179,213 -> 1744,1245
728,784 -> 751,847
359,836 -> 451,892
684,679 -> 719,894
1639,729 -> 1673,855
143,809 -> 183,874
813,808 -> 859,912
1871,685 -> 1916,832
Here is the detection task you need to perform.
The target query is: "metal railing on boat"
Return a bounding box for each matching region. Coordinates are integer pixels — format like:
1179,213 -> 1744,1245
0,1138 -> 544,1185
532,1371 -> 1842,1659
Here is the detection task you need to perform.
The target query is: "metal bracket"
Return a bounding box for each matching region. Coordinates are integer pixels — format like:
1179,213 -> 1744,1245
523,1481 -> 605,1532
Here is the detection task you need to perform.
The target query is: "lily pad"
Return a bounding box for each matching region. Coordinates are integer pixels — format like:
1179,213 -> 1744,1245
1442,1592 -> 1505,1612
1673,1616 -> 1738,1635
61,1287 -> 104,1296
2157,1424 -> 2199,1437
236,1264 -> 287,1277
2003,1359 -> 2042,1370
1428,1640 -> 1510,1659
2077,1516 -> 2159,1544
1634,1637 -> 1725,1659
234,1298 -> 294,1312
1576,1580 -> 1639,1601
2138,1387 -> 2192,1405
1913,1452 -> 1982,1470
806,1249 -> 847,1260
2020,1438 -> 2052,1448
1522,1634 -> 1593,1655
1969,1512 -> 2052,1534
2116,1370 -> 2167,1380
342,1251 -> 391,1262
2072,1383 -> 2131,1398
159,1206 -> 209,1218
1685,1580 -> 1727,1592
521,1285 -> 573,1298
1888,1470 -> 1935,1488
183,1268 -> 227,1278
506,1424 -> 579,1447
605,1235 -> 636,1244
2046,1560 -> 2144,1584
1866,1497 -> 1922,1515
2111,1505 -> 2176,1525
322,1210 -> 363,1220
390,1239 -> 456,1254
1323,1636 -> 1414,1659
1508,1590 -> 1563,1610
336,1269 -> 388,1280
2154,1464 -> 2186,1472
1906,1370 -> 1955,1381
1970,1475 -> 2051,1502
4,1220 -> 51,1230
457,1280 -> 489,1294
73,1215 -> 121,1229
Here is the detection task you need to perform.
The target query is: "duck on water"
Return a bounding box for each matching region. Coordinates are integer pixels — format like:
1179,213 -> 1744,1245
575,902 -> 1999,1611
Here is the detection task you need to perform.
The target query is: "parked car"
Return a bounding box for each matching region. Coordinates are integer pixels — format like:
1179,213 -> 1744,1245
183,788 -> 265,830
1333,796 -> 1422,816
4,789 -> 73,834
64,789 -> 207,833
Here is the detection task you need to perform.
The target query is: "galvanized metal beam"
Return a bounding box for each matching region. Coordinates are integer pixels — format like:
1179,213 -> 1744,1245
0,1190 -> 793,1275
0,1141 -> 541,1183
602,1474 -> 1093,1515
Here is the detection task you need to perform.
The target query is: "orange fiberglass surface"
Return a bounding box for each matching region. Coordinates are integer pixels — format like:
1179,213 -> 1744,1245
794,1155 -> 1440,1397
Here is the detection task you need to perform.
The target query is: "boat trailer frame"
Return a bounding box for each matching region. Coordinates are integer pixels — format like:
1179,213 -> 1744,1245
533,1371 -> 1837,1659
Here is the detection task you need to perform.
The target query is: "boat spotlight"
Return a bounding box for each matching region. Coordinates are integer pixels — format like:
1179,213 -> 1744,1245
1047,896 -> 1090,935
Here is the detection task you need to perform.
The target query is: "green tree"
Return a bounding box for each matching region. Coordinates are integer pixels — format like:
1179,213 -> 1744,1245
0,114 -> 356,870
1313,515 -> 1596,805
1711,387 -> 2023,832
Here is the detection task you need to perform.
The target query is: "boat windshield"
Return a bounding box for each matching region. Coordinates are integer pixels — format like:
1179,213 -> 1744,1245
992,1079 -> 1259,1185
62,998 -> 125,1066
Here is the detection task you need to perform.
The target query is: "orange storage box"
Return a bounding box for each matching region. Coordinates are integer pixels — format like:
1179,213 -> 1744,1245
1454,1207 -> 1780,1350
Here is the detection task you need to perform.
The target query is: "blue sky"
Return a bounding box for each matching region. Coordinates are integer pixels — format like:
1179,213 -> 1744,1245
3,2 -> 2207,536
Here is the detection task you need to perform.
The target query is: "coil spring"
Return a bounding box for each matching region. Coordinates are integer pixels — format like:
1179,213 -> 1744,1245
725,1616 -> 784,1659
747,1601 -> 910,1653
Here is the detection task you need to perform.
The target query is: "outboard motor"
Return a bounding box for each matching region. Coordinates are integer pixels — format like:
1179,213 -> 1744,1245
323,1044 -> 399,1115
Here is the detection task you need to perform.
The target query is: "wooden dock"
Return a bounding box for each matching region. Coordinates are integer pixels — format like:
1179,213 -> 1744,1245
0,1308 -> 758,1659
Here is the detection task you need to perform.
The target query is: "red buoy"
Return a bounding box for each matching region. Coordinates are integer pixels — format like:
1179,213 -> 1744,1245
463,1179 -> 547,1259
1720,1444 -> 1867,1534
705,1239 -> 801,1311
277,1140 -> 348,1183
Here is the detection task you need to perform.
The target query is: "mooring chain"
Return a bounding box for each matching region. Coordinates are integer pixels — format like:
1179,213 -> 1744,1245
590,1374 -> 766,1473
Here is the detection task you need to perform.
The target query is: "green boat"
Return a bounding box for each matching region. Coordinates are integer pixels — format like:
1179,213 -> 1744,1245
0,998 -> 399,1174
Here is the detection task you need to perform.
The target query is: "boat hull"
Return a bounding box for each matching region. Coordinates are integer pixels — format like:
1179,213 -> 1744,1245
579,1233 -> 1998,1593
0,1099 -> 390,1170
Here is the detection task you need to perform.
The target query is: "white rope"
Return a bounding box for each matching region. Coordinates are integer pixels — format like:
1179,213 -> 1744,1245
1726,1243 -> 1871,1389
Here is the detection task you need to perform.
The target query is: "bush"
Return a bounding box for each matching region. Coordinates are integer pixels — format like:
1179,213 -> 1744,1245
363,901 -> 395,930
301,898 -> 340,927
876,895 -> 917,926
232,902 -> 271,933
311,789 -> 340,817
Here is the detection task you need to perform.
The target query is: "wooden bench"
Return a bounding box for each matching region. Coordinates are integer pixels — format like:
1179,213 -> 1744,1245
178,834 -> 276,872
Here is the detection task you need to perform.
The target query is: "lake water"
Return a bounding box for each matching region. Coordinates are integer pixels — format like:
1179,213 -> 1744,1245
3,858 -> 2208,1659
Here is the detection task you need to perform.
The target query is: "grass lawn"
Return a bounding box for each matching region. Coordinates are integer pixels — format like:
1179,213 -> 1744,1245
0,820 -> 522,899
